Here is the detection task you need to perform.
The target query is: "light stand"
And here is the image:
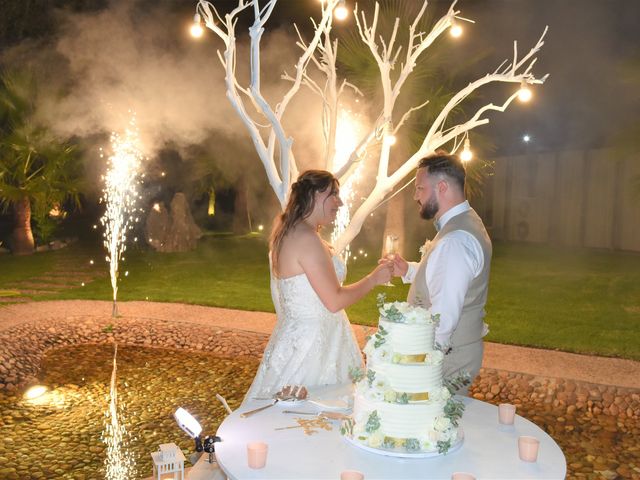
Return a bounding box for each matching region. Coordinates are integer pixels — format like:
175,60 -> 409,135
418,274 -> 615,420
174,407 -> 221,464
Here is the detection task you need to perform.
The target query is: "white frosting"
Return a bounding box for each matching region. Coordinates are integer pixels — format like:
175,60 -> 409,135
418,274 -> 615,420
369,361 -> 442,393
354,393 -> 446,438
349,301 -> 459,453
379,318 -> 434,355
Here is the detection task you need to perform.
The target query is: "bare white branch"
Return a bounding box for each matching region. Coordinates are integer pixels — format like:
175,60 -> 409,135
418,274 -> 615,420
198,0 -> 548,253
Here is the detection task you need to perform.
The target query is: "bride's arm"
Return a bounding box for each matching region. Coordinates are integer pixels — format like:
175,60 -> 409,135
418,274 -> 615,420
300,233 -> 392,313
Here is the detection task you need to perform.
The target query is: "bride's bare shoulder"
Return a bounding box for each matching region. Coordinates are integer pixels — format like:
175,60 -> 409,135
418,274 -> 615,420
284,224 -> 323,251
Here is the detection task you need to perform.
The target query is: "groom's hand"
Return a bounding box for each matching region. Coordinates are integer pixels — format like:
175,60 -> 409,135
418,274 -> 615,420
379,255 -> 408,277
391,254 -> 408,277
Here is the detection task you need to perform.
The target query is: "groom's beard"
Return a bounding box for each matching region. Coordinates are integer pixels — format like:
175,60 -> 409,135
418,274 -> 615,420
420,194 -> 439,220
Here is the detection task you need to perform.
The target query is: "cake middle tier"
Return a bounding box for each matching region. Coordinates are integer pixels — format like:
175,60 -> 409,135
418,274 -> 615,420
369,361 -> 443,393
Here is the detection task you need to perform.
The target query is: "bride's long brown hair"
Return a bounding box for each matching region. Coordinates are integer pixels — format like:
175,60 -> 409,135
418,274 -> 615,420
270,170 -> 339,274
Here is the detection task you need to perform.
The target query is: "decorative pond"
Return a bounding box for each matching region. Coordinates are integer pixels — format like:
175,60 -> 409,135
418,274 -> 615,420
0,345 -> 258,479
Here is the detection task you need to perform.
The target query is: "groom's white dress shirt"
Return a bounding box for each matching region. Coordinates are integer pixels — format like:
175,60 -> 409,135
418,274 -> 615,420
402,201 -> 486,347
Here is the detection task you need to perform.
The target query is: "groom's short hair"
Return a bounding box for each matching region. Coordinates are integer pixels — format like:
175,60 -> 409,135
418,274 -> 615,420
418,150 -> 466,191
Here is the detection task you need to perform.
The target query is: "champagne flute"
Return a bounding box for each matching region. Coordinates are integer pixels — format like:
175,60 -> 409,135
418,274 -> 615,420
383,234 -> 398,287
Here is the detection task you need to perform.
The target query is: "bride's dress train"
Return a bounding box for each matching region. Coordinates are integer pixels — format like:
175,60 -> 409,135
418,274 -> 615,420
245,256 -> 363,400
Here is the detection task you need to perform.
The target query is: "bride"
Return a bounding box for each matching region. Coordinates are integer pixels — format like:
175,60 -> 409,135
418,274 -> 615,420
245,170 -> 393,400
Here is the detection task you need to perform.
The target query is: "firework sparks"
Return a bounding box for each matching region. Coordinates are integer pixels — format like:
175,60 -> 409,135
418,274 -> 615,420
101,344 -> 136,479
100,115 -> 144,317
331,109 -> 365,262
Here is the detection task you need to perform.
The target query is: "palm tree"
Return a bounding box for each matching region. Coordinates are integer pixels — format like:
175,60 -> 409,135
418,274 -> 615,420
0,70 -> 82,255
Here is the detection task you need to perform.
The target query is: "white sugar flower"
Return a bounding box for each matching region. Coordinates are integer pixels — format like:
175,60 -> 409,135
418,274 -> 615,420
418,434 -> 432,451
395,302 -> 411,314
370,344 -> 392,363
383,390 -> 397,402
439,386 -> 451,400
367,430 -> 385,448
434,416 -> 452,432
364,388 -> 384,402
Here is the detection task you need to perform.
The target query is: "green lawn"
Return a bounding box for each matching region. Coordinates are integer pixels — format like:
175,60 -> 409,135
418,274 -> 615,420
1,235 -> 639,360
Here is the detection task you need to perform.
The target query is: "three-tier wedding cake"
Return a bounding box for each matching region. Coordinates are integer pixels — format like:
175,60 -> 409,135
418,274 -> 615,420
342,296 -> 464,455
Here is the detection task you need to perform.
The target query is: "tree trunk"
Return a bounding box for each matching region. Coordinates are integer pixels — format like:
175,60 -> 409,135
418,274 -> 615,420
11,196 -> 35,255
232,175 -> 252,234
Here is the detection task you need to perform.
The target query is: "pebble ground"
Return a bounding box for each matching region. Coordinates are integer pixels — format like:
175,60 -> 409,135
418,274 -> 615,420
0,301 -> 638,479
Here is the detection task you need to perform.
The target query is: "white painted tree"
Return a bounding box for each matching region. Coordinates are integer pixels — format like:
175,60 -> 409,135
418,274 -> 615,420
194,0 -> 548,254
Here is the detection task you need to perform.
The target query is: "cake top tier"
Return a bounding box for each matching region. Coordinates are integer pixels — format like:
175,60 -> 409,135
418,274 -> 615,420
377,295 -> 438,326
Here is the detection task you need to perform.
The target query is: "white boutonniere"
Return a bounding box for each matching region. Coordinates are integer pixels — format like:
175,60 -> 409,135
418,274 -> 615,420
418,239 -> 432,258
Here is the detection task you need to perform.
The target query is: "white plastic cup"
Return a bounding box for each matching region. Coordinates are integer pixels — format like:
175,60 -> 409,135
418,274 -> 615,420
340,470 -> 365,480
247,441 -> 268,469
451,473 -> 476,480
518,435 -> 540,462
498,403 -> 516,425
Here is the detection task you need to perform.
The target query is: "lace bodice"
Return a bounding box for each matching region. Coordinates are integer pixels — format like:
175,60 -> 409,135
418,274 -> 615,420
276,255 -> 346,315
244,254 -> 362,401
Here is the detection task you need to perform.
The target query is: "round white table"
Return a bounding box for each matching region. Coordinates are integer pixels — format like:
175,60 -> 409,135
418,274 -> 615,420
214,386 -> 566,479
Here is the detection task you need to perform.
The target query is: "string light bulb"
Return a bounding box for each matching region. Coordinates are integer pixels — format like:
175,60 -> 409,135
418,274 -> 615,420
518,80 -> 532,102
460,137 -> 473,162
334,0 -> 349,21
450,20 -> 463,38
190,13 -> 204,38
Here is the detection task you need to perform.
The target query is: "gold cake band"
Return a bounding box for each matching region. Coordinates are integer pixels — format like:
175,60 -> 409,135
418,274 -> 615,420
395,354 -> 427,363
387,391 -> 430,402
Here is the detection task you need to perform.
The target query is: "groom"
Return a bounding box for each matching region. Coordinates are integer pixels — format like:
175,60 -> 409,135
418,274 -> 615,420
391,150 -> 492,395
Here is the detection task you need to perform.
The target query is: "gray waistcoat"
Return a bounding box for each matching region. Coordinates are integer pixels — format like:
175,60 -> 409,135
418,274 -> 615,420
407,208 -> 492,347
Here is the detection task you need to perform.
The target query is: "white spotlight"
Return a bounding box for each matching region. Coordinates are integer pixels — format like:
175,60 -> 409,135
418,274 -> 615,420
174,407 -> 203,438
523,134 -> 531,143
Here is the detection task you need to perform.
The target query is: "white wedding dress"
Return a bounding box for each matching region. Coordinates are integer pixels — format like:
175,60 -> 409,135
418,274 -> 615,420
244,255 -> 363,401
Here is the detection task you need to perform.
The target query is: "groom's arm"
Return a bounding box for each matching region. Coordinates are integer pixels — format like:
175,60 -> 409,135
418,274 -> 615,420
427,231 -> 484,347
401,262 -> 419,284
388,255 -> 419,283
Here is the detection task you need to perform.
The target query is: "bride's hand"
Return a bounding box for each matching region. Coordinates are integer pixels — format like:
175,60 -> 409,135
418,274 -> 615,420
369,260 -> 394,286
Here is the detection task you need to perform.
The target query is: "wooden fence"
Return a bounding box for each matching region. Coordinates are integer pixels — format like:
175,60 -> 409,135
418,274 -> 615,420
471,148 -> 640,252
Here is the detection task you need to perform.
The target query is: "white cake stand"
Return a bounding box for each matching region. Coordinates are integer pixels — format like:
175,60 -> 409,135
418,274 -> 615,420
343,427 -> 464,458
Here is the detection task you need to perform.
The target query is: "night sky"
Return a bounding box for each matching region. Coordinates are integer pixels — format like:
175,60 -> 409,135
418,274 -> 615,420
1,0 -> 638,156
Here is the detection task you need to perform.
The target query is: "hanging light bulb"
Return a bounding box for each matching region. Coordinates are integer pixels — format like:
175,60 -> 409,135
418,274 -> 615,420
450,19 -> 463,38
190,13 -> 204,38
460,137 -> 473,162
518,80 -> 533,102
334,0 -> 349,21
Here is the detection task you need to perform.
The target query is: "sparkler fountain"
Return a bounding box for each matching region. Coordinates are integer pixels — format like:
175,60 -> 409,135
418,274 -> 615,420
100,115 -> 144,317
331,109 -> 365,262
98,114 -> 144,479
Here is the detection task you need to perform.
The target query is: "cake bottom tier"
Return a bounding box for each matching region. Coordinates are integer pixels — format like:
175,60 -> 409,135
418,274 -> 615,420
353,393 -> 448,439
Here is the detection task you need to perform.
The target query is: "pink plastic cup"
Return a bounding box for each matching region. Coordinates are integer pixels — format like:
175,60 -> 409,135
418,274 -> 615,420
518,435 -> 540,462
498,403 -> 517,425
247,441 -> 268,469
340,470 -> 364,480
451,473 -> 476,480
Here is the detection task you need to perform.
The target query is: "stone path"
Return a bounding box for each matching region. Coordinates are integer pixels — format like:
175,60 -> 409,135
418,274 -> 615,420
2,300 -> 637,389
